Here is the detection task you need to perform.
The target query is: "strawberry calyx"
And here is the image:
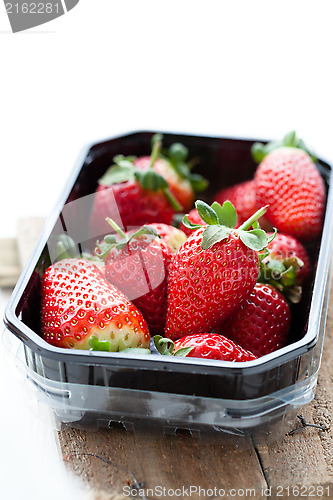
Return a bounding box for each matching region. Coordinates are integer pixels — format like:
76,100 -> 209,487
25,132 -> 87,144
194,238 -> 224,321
182,200 -> 276,251
153,335 -> 194,357
95,218 -> 161,260
97,135 -> 181,211
55,234 -> 104,266
89,336 -> 151,354
251,131 -> 317,164
159,135 -> 208,193
257,253 -> 304,303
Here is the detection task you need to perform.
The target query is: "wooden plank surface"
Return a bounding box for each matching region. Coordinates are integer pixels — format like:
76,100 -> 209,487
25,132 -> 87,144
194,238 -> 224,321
59,430 -> 267,499
2,217 -> 332,499
0,237 -> 20,287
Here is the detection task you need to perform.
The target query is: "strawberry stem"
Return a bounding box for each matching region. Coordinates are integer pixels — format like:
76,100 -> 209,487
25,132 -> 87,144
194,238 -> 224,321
106,217 -> 126,239
150,134 -> 162,168
164,187 -> 182,211
238,206 -> 269,231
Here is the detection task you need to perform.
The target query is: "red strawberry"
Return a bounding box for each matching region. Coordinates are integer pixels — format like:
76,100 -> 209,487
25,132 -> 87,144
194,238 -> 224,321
165,200 -> 273,340
96,221 -> 173,335
179,181 -> 271,238
266,232 -> 311,286
89,164 -> 176,239
157,139 -> 208,211
89,137 -> 181,238
154,333 -> 257,361
254,147 -> 326,241
41,258 -> 150,351
223,283 -> 290,357
134,156 -> 195,212
146,222 -> 187,254
214,180 -> 272,230
174,333 -> 257,361
89,135 -> 207,238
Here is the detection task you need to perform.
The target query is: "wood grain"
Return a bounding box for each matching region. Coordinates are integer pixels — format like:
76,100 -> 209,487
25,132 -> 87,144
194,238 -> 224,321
59,429 -> 267,499
252,268 -> 333,499
5,217 -> 333,499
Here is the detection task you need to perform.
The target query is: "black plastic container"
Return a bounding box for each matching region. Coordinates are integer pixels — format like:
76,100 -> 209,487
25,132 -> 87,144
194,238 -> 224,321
4,132 -> 333,432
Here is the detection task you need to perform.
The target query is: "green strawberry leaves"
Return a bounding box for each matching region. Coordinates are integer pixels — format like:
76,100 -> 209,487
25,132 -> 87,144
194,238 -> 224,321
98,156 -> 136,186
187,200 -> 274,252
257,253 -> 304,303
195,200 -> 219,225
168,142 -> 188,163
201,225 -> 231,250
238,229 -> 269,252
88,336 -> 151,354
182,215 -> 204,231
95,218 -> 161,259
211,200 -> 237,228
189,174 -> 209,192
55,234 -> 79,260
155,133 -> 208,193
153,335 -> 174,355
153,335 -> 194,357
251,131 -> 317,164
135,169 -> 168,191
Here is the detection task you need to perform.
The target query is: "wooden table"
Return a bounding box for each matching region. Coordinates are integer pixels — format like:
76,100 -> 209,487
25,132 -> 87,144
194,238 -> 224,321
1,219 -> 332,500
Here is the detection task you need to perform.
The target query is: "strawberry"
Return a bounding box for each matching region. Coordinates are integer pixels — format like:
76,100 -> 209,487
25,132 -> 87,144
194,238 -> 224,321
223,283 -> 290,357
179,181 -> 271,238
41,258 -> 150,351
133,156 -> 196,213
146,222 -> 187,254
214,180 -> 272,230
254,142 -> 325,241
89,135 -> 207,238
266,232 -> 311,286
257,232 -> 311,303
164,200 -> 274,340
157,139 -> 208,211
95,220 -> 173,335
154,333 -> 257,362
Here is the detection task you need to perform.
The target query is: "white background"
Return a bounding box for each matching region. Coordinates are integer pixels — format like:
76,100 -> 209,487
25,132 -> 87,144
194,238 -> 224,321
1,1 -> 333,499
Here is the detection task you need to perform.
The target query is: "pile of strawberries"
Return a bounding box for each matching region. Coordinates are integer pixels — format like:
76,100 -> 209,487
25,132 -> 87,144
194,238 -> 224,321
41,133 -> 326,363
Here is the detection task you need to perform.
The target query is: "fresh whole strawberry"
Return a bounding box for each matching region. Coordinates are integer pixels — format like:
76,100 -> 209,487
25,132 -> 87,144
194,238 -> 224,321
214,180 -> 272,230
134,155 -> 195,210
223,283 -> 290,357
95,220 -> 174,335
266,232 -> 311,286
165,200 -> 274,340
254,147 -> 326,241
179,181 -> 271,238
41,258 -> 150,351
146,222 -> 187,254
89,135 -> 207,238
154,333 -> 257,362
157,139 -> 208,211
